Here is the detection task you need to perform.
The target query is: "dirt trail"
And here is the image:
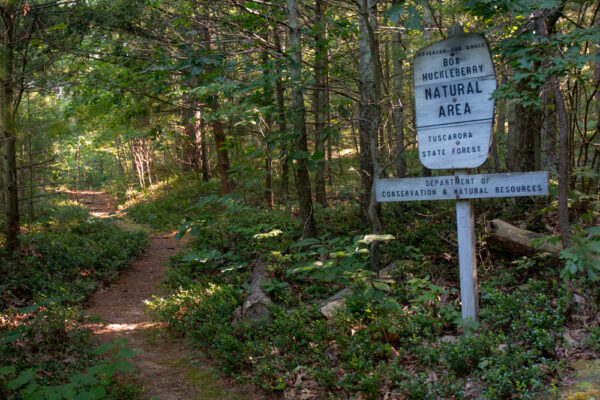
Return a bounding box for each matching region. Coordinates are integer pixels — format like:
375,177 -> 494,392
71,191 -> 274,400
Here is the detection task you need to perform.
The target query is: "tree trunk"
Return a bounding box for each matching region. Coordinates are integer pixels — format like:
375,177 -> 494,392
357,0 -> 381,222
391,17 -> 406,178
534,9 -> 570,247
2,6 -> 19,253
213,117 -> 233,194
506,99 -> 517,171
515,83 -> 542,172
199,20 -> 232,194
182,104 -> 202,173
312,0 -> 328,208
274,30 -> 290,200
491,73 -> 505,173
200,117 -> 210,182
553,79 -> 571,248
359,0 -> 383,270
287,0 -> 317,238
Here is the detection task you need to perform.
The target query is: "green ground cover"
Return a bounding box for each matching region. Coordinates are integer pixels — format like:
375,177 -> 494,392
139,180 -> 599,399
0,198 -> 148,400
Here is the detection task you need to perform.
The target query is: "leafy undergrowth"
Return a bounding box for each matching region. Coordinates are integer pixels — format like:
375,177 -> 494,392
123,176 -> 219,231
0,198 -> 148,399
141,182 -> 600,399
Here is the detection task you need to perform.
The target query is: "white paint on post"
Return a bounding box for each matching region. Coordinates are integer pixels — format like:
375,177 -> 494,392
455,177 -> 478,321
413,33 -> 497,170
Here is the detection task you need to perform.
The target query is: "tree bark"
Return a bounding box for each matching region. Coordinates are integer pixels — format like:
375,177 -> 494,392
287,0 -> 317,238
200,117 -> 210,182
1,5 -> 19,253
357,0 -> 381,223
486,219 -> 562,256
233,259 -> 272,323
212,117 -> 233,194
182,105 -> 202,173
534,9 -> 570,247
515,83 -> 542,172
391,17 -> 406,178
312,0 -> 328,208
274,30 -> 290,200
199,19 -> 232,194
358,0 -> 383,270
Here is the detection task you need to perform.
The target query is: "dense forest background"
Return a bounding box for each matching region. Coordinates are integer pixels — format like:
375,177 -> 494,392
1,0 -> 600,399
0,0 -> 598,245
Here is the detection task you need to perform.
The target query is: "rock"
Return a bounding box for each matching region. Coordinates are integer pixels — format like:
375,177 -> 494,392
574,294 -> 586,304
438,335 -> 458,344
320,288 -> 351,320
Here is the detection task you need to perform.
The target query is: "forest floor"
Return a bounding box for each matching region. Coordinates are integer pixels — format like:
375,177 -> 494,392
69,191 -> 274,400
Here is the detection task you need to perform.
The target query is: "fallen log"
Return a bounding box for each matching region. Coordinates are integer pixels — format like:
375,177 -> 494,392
233,259 -> 272,323
485,219 -> 561,256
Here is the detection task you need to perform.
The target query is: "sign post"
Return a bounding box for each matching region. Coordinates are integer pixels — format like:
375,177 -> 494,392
455,171 -> 478,320
376,27 -> 550,323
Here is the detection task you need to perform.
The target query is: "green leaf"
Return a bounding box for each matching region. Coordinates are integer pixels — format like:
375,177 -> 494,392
586,226 -> 600,237
0,365 -> 16,376
372,281 -> 391,292
1,330 -> 23,344
92,342 -> 116,355
569,262 -> 578,274
69,373 -> 97,386
116,346 -> 139,359
8,369 -> 36,390
113,358 -> 135,372
23,388 -> 43,400
17,304 -> 40,314
74,385 -> 106,400
358,234 -> 395,245
43,387 -> 62,400
291,238 -> 321,248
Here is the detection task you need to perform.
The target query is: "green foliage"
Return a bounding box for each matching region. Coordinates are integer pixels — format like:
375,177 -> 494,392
125,177 -> 218,230
1,219 -> 147,308
1,201 -> 147,399
559,227 -> 600,281
0,305 -> 140,400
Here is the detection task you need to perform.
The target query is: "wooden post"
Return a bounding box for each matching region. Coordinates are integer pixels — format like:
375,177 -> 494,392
455,170 -> 478,321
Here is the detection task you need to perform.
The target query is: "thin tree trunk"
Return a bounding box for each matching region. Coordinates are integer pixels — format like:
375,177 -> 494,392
213,117 -> 233,194
391,17 -> 406,177
200,116 -> 210,182
553,78 -> 571,248
492,73 -> 506,173
274,30 -> 289,201
182,104 -> 202,173
287,0 -> 317,238
359,0 -> 383,269
534,9 -> 570,247
313,0 -> 328,208
357,0 -> 379,221
1,6 -> 18,253
197,18 -> 232,194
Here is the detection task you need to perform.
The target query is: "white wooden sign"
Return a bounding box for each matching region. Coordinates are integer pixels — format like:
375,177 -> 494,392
413,33 -> 496,169
378,29 -> 551,324
376,172 -> 549,202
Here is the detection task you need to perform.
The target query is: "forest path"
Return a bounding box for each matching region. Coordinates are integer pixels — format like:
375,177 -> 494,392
69,191 -> 271,400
